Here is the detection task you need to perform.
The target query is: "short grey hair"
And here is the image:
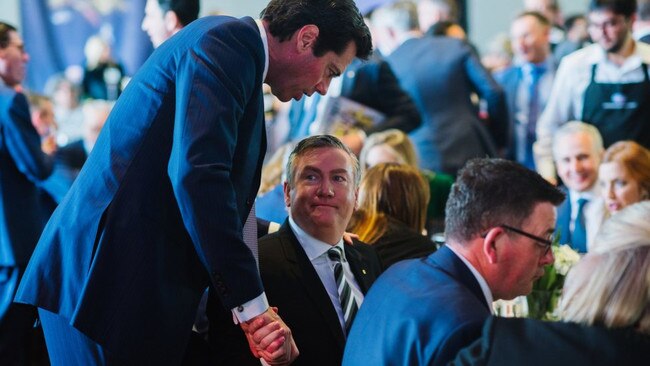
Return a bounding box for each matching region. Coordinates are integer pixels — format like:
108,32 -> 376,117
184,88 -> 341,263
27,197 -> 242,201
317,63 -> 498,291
285,135 -> 361,189
552,121 -> 604,160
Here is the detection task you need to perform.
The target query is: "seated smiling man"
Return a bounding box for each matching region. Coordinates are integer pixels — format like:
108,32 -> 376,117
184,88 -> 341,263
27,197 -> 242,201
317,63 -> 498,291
210,135 -> 382,366
343,158 -> 564,366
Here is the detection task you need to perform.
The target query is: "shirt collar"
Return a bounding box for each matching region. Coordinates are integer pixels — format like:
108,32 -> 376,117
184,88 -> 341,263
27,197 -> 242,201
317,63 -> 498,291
288,216 -> 344,261
446,244 -> 494,313
255,19 -> 269,81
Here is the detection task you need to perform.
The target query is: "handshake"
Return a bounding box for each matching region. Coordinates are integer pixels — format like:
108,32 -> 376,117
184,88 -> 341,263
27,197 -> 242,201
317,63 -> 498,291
240,307 -> 299,365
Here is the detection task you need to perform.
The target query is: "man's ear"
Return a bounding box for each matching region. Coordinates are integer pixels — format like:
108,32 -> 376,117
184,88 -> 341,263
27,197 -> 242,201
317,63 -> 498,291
295,25 -> 320,54
353,188 -> 359,211
164,10 -> 181,33
483,227 -> 504,264
283,181 -> 291,207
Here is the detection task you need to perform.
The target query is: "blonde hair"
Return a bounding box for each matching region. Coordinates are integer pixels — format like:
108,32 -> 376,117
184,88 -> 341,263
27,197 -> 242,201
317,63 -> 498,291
258,142 -> 294,196
359,129 -> 418,173
601,140 -> 650,199
560,202 -> 650,334
348,163 -> 429,244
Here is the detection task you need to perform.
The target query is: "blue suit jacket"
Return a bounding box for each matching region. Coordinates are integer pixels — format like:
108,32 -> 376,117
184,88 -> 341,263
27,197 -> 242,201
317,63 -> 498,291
493,62 -> 556,162
16,16 -> 266,364
343,245 -> 491,366
387,37 -> 507,175
0,85 -> 53,266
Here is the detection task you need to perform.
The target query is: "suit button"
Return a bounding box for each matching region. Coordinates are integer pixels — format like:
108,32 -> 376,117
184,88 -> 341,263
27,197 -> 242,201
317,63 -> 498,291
246,198 -> 252,206
237,306 -> 244,312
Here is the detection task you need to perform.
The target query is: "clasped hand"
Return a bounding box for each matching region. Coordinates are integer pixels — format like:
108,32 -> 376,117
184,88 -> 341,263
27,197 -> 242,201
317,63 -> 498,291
240,307 -> 299,365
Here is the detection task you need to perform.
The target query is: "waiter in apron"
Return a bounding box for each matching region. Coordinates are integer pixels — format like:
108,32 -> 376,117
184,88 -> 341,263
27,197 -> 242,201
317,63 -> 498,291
582,0 -> 650,149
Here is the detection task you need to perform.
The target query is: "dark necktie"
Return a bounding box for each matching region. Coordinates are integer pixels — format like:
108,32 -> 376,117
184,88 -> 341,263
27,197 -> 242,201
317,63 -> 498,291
327,246 -> 358,333
572,198 -> 588,253
527,64 -> 546,138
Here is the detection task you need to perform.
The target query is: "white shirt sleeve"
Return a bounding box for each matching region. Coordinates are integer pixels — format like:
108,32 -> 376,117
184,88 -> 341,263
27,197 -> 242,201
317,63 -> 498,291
231,292 -> 270,323
534,57 -> 579,180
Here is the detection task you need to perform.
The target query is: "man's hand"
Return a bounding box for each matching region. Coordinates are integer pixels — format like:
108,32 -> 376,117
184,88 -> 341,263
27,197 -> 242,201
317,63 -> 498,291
240,307 -> 299,365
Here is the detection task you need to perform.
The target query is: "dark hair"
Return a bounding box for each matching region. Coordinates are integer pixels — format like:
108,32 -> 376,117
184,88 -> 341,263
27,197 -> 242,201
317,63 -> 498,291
158,0 -> 200,26
428,20 -> 456,36
261,0 -> 372,59
589,0 -> 637,18
445,158 -> 565,243
0,22 -> 17,49
285,135 -> 361,188
516,10 -> 551,27
564,14 -> 586,30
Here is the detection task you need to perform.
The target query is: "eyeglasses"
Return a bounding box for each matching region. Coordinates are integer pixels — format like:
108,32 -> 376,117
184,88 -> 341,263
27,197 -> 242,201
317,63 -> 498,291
588,16 -> 627,32
499,224 -> 554,256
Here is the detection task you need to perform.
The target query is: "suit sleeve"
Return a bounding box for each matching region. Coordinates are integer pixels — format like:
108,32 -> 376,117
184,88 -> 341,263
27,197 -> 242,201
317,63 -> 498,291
463,44 -> 509,149
3,92 -> 53,182
363,61 -> 422,134
167,25 -> 264,309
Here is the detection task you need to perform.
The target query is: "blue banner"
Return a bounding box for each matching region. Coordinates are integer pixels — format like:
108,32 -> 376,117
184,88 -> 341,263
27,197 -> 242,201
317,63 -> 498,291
21,0 -> 153,93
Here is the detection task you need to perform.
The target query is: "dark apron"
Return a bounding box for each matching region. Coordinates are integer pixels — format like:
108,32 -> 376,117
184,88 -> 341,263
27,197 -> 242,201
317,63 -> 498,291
581,63 -> 650,148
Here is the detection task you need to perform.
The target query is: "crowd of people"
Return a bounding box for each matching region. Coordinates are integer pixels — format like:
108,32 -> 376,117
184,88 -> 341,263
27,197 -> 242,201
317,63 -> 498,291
0,0 -> 649,365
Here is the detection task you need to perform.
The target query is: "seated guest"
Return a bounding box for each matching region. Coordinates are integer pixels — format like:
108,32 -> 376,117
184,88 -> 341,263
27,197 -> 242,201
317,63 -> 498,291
452,201 -> 650,366
360,129 -> 453,233
348,163 -> 436,268
209,135 -> 382,366
343,158 -> 563,366
553,121 -> 606,253
598,141 -> 650,215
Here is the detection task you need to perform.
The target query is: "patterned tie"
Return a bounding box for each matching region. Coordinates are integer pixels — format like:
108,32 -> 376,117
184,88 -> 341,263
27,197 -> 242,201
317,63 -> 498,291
527,64 -> 545,138
327,246 -> 358,333
243,203 -> 259,266
572,198 -> 588,253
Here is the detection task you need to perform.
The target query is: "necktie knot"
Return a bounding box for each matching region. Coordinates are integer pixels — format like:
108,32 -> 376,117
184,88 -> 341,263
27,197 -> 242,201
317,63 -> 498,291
577,197 -> 589,208
328,246 -> 344,263
529,64 -> 546,81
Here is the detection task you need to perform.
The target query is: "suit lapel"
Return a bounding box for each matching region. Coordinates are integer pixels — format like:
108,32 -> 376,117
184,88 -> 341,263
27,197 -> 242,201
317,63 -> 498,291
429,245 -> 490,311
278,224 -> 347,348
556,188 -> 572,244
345,244 -> 374,294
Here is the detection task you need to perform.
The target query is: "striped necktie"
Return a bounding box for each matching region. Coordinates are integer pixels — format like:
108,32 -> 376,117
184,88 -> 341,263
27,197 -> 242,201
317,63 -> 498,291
327,246 -> 358,333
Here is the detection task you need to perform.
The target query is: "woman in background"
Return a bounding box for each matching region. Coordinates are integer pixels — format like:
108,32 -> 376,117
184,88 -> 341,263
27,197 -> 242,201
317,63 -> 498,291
359,129 -> 453,233
598,141 -> 650,215
348,163 -> 436,268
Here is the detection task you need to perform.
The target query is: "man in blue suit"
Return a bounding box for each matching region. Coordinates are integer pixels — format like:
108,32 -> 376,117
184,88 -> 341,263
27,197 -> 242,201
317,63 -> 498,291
494,11 -> 556,169
0,22 -> 54,365
343,158 -> 563,366
370,1 -> 508,176
15,0 -> 372,364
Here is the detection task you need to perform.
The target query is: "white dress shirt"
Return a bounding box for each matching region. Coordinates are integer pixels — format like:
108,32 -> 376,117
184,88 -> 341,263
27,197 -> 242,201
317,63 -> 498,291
446,244 -> 494,314
288,217 -> 364,333
568,187 -> 606,251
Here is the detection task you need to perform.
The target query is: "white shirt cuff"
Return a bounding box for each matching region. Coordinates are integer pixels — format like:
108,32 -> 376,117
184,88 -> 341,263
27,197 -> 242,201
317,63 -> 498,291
231,292 -> 269,324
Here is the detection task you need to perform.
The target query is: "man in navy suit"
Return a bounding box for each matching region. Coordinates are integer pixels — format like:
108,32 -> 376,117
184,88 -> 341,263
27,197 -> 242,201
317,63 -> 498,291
370,1 -> 508,176
15,1 -> 372,364
343,158 -> 564,366
494,11 -> 556,169
211,135 -> 382,365
0,22 -> 54,365
553,121 -> 606,253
